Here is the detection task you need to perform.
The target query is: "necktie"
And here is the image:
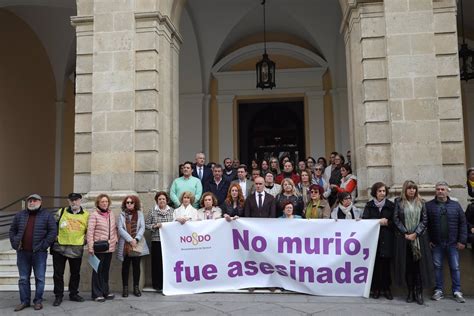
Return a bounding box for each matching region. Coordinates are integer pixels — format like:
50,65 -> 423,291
199,167 -> 203,179
258,193 -> 263,209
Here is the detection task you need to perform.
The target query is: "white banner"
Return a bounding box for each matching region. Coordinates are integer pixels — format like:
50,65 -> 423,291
160,218 -> 380,297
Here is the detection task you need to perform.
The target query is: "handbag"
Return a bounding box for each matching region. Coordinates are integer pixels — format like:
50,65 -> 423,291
129,238 -> 145,257
93,214 -> 111,253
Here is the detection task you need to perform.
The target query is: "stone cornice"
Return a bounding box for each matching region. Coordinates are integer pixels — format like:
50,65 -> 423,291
70,15 -> 93,27
135,11 -> 183,45
339,0 -> 384,36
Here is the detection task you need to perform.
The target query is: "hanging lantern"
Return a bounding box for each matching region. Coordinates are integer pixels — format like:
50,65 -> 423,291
256,0 -> 276,89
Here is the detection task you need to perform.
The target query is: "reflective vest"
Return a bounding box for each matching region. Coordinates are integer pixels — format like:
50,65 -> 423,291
57,208 -> 89,246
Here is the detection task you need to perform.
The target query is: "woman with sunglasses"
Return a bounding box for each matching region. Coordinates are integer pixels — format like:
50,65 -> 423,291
304,184 -> 330,219
117,195 -> 149,298
330,192 -> 361,220
312,163 -> 331,199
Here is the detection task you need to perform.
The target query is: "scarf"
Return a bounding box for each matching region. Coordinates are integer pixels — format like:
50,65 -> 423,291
155,204 -> 171,215
339,203 -> 354,219
124,209 -> 138,255
404,200 -> 422,261
97,206 -> 110,218
469,179 -> 474,189
308,200 -> 320,219
374,198 -> 386,212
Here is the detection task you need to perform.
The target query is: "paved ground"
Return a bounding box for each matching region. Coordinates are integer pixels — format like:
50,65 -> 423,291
0,291 -> 472,316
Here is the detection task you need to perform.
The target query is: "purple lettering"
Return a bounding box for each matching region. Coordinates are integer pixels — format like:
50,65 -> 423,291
173,260 -> 184,283
275,264 -> 288,277
227,261 -> 243,277
259,262 -> 274,274
202,264 -> 218,280
244,260 -> 258,276
322,238 -> 334,254
316,267 -> 333,283
251,236 -> 267,252
344,233 -> 361,255
335,262 -> 351,283
354,267 -> 368,283
277,237 -> 302,253
232,229 -> 249,250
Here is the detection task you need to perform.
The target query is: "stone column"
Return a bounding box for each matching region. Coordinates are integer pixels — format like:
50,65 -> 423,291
341,0 -> 465,201
306,91 -> 326,157
71,0 -> 182,210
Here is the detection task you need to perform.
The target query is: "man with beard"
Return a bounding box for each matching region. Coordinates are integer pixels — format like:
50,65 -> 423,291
222,157 -> 237,183
51,193 -> 89,306
9,194 -> 57,311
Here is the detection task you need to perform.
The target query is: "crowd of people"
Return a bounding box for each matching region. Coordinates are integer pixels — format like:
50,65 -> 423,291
8,151 -> 474,311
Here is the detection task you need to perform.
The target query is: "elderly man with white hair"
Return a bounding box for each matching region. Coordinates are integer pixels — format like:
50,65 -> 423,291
425,181 -> 467,303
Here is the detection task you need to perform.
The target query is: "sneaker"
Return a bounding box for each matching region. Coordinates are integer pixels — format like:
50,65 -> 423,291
431,290 -> 444,301
453,291 -> 466,303
94,297 -> 105,302
105,294 -> 115,300
14,303 -> 30,312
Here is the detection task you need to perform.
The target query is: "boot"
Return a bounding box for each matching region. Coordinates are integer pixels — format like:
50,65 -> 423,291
415,287 -> 424,305
133,285 -> 141,297
122,286 -> 129,298
406,287 -> 415,303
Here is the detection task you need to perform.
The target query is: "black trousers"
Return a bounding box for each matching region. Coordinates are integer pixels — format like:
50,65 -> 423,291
122,256 -> 141,287
405,244 -> 422,290
151,241 -> 164,290
91,252 -> 112,299
371,256 -> 391,291
52,250 -> 83,298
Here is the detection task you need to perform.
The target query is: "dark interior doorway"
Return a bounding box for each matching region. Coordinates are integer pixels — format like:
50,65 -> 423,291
239,100 -> 305,166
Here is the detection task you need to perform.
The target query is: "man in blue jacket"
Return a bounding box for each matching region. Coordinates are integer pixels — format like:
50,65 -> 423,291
426,182 -> 467,303
9,194 -> 57,311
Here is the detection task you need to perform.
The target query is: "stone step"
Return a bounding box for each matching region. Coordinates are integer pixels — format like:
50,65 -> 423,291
0,275 -> 54,285
0,284 -> 54,291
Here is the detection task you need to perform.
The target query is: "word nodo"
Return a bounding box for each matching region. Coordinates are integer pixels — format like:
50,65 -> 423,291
180,232 -> 211,245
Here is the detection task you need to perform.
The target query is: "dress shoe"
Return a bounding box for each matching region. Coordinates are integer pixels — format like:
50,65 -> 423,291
33,303 -> 43,310
122,286 -> 129,298
384,289 -> 393,300
372,290 -> 380,299
133,285 -> 141,297
415,288 -> 424,305
53,296 -> 63,306
14,303 -> 30,312
70,294 -> 85,302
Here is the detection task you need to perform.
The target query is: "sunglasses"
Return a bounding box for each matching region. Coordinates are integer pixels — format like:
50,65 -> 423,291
310,190 -> 319,193
126,201 -> 134,205
315,168 -> 323,171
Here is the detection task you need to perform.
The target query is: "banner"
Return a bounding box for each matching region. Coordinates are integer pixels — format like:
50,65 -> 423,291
160,218 -> 380,297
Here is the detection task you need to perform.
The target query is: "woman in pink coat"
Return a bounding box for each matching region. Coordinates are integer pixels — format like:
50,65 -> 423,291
87,194 -> 118,302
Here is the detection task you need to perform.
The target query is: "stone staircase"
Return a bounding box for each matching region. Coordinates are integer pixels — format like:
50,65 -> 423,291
0,241 -> 54,291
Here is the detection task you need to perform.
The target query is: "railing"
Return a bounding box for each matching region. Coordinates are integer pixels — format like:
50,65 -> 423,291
0,196 -> 68,240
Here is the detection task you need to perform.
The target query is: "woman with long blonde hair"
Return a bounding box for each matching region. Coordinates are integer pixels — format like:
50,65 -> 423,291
393,180 -> 434,305
275,178 -> 304,218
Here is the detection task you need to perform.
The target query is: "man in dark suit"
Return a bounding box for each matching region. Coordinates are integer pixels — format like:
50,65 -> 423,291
244,177 -> 276,218
192,152 -> 212,187
204,164 -> 230,207
231,165 -> 255,199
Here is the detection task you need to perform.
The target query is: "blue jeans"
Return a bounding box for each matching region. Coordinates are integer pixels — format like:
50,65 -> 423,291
17,250 -> 48,304
431,242 -> 461,293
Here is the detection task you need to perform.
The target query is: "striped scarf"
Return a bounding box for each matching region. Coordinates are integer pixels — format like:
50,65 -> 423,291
124,209 -> 138,256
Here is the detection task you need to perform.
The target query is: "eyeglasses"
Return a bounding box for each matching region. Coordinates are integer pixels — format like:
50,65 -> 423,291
315,168 -> 323,171
126,201 -> 134,205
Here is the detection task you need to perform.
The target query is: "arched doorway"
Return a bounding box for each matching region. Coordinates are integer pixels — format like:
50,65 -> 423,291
239,100 -> 305,165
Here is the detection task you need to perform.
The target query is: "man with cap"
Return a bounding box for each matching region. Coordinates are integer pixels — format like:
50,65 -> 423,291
9,194 -> 57,311
426,181 -> 467,303
51,193 -> 89,306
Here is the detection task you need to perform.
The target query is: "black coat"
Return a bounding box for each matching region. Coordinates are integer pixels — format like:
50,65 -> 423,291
192,165 -> 212,187
362,199 -> 395,258
392,198 -> 434,288
204,178 -> 230,207
275,194 -> 304,218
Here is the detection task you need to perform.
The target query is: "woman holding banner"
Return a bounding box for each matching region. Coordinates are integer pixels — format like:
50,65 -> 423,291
279,201 -> 302,219
393,180 -> 434,305
197,192 -> 222,220
362,182 -> 395,300
330,192 -> 361,220
145,191 -> 174,292
222,184 -> 245,221
173,192 -> 198,223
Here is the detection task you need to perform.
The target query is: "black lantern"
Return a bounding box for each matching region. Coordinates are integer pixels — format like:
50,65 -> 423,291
459,0 -> 474,81
256,0 -> 276,89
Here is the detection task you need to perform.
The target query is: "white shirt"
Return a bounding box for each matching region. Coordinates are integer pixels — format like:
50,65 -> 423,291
255,190 -> 266,207
239,179 -> 247,198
